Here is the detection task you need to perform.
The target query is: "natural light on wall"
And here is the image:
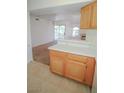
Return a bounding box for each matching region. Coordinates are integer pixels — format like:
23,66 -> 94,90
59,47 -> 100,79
54,25 -> 65,40
72,27 -> 79,37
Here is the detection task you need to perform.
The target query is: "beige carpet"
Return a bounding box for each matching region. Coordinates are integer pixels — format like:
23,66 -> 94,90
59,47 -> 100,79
27,61 -> 90,93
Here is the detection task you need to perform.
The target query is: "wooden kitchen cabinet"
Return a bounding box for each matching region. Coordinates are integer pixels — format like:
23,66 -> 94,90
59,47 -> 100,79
50,55 -> 64,75
80,5 -> 92,29
80,1 -> 97,29
67,53 -> 88,63
50,50 -> 66,76
49,50 -> 96,87
65,60 -> 87,82
84,58 -> 96,86
90,2 -> 97,28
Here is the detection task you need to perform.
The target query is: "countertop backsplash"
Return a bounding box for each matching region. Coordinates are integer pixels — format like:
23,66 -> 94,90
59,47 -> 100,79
80,29 -> 97,47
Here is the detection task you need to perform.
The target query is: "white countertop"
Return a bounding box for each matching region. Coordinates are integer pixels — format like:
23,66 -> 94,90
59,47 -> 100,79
48,43 -> 96,58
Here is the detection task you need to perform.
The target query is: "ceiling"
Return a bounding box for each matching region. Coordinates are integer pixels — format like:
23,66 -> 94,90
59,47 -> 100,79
30,1 -> 93,23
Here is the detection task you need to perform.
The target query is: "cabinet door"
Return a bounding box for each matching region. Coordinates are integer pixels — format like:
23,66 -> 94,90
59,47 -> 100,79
80,5 -> 92,29
65,60 -> 87,82
50,55 -> 65,75
84,58 -> 96,86
91,2 -> 97,28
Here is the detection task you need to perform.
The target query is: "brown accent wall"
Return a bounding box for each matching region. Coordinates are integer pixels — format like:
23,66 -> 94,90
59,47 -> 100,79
32,41 -> 57,65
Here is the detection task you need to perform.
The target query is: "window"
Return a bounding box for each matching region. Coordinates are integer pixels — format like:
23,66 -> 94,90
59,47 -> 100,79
54,25 -> 65,40
72,27 -> 79,37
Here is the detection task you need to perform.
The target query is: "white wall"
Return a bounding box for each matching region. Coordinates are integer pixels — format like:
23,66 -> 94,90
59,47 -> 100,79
30,15 -> 54,47
55,21 -> 97,44
80,29 -> 97,45
28,0 -> 92,11
27,12 -> 33,63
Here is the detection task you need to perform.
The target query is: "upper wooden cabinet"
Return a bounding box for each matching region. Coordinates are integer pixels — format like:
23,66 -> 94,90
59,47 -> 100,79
91,2 -> 97,28
80,4 -> 92,28
80,1 -> 97,29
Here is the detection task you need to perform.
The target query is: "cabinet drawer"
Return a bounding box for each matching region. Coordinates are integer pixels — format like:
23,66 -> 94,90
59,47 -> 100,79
67,53 -> 88,63
50,50 -> 66,57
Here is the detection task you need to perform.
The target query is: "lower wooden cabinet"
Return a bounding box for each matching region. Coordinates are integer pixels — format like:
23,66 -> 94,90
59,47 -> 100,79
65,60 -> 87,82
49,50 -> 96,87
50,55 -> 64,75
84,58 -> 96,86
